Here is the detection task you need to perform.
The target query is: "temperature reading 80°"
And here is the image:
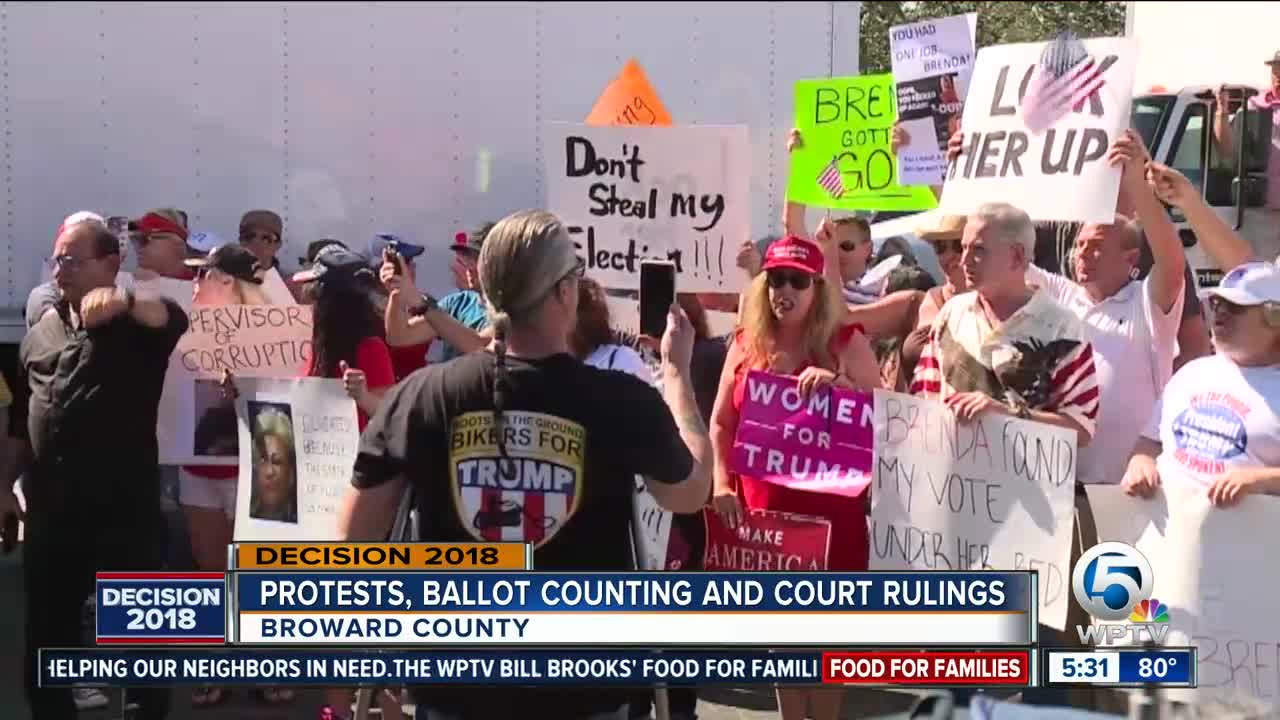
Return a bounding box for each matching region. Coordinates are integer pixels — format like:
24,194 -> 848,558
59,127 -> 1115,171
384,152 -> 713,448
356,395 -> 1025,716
1139,657 -> 1177,679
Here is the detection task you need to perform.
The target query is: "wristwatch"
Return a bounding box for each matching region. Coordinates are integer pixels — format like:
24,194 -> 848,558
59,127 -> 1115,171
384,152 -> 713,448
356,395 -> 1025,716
409,292 -> 438,317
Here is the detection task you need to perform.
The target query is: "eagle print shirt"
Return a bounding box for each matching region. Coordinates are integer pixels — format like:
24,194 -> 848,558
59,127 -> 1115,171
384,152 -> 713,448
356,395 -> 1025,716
910,289 -> 1100,442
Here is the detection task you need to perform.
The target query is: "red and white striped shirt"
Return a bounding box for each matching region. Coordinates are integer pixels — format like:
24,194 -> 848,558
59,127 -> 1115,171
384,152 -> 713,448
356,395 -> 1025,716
910,289 -> 1099,442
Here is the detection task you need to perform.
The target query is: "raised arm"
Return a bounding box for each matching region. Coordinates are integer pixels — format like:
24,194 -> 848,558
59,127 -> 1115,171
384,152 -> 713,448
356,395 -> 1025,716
1148,160 -> 1257,269
1114,130 -> 1185,313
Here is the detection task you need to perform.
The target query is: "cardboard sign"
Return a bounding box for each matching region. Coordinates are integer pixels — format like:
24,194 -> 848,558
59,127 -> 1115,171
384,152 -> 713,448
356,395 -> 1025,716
158,305 -> 313,465
586,59 -> 673,127
1088,482 -> 1280,712
729,370 -> 874,498
870,390 -> 1078,630
544,123 -> 750,292
939,36 -> 1137,223
233,377 -> 360,542
787,74 -> 938,212
703,508 -> 832,571
631,476 -> 680,571
890,13 -> 978,186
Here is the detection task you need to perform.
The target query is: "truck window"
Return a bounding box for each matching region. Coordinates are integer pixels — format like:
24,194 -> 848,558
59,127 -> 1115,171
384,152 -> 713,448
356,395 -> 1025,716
1131,95 -> 1173,152
1169,103 -> 1209,193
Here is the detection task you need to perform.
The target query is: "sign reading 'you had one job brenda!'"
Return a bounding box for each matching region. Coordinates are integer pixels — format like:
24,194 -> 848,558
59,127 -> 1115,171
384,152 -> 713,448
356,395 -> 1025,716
544,123 -> 749,293
940,36 -> 1137,223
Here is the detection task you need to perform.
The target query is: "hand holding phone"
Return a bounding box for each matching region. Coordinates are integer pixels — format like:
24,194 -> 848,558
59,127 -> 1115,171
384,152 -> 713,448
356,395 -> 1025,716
640,261 -> 677,339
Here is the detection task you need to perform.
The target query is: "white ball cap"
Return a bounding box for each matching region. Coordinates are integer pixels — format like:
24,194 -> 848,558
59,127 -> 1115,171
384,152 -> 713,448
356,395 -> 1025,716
1203,261 -> 1280,306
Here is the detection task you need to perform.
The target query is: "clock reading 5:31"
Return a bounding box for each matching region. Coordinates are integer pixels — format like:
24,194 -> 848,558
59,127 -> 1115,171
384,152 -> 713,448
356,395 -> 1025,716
1060,656 -> 1109,678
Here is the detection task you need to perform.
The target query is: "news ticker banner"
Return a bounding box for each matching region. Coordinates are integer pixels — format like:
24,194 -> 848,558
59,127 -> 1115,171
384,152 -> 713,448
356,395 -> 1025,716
95,569 -> 1036,646
40,647 -> 1198,689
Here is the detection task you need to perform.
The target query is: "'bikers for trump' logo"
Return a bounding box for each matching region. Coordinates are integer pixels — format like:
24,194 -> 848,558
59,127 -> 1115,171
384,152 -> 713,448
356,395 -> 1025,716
449,411 -> 584,548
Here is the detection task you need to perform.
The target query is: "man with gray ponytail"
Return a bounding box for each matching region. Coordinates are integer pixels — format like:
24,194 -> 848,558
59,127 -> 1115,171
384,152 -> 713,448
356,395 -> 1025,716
340,210 -> 712,720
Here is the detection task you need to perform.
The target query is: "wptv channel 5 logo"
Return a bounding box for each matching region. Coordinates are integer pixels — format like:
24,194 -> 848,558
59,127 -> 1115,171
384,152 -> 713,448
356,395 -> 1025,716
1070,541 -> 1171,645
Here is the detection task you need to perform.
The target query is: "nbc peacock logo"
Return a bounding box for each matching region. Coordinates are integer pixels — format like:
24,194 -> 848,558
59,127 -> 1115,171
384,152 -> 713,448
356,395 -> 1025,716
1129,599 -> 1171,624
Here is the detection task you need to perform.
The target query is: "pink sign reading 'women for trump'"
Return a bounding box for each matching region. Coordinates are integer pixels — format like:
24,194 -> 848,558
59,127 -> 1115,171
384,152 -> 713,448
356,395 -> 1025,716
730,370 -> 874,497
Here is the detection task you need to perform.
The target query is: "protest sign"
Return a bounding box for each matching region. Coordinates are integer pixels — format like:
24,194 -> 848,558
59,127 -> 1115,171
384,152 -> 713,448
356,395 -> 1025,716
158,305 -> 312,465
1087,482 -> 1280,712
233,377 -> 359,542
939,36 -> 1137,223
545,123 -> 750,292
870,390 -> 1078,629
631,476 -> 679,571
704,508 -> 831,571
890,13 -> 977,186
729,370 -> 873,498
786,74 -> 938,212
586,59 -> 673,127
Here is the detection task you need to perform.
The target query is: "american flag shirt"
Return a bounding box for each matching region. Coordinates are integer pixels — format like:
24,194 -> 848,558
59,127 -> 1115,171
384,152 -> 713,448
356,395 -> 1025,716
910,289 -> 1100,442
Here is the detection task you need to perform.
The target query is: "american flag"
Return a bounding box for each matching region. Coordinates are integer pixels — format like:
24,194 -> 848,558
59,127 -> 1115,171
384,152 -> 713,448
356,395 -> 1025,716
1021,32 -> 1107,133
817,158 -> 844,198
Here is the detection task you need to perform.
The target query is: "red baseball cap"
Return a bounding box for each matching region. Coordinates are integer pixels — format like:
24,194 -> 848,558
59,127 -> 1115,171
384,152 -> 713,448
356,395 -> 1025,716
129,211 -> 189,241
762,235 -> 824,276
450,222 -> 495,254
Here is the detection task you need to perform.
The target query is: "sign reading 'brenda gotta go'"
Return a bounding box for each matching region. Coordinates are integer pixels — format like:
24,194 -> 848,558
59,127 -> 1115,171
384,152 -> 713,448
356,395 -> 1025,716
544,122 -> 750,293
729,370 -> 874,498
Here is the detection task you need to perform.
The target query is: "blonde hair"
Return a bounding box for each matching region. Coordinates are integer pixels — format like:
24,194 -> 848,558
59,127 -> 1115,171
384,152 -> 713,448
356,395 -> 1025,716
251,406 -> 296,517
740,271 -> 843,371
477,210 -> 581,478
234,278 -> 269,305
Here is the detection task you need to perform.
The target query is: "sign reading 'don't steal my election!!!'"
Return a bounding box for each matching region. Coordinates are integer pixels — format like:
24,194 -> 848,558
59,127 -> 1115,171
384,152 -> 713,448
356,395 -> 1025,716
870,390 -> 1078,631
544,122 -> 750,293
787,74 -> 938,213
940,35 -> 1137,224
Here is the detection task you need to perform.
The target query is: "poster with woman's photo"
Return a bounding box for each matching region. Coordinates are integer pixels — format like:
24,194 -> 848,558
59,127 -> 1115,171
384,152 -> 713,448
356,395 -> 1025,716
232,377 -> 360,542
890,12 -> 977,186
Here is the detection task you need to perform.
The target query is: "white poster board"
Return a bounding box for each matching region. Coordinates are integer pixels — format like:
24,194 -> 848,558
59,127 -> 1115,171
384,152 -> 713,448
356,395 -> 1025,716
157,304 -> 313,465
890,13 -> 978,186
631,476 -> 674,571
1088,482 -> 1280,713
544,123 -> 750,293
939,36 -> 1137,223
233,377 -> 360,542
871,390 -> 1079,630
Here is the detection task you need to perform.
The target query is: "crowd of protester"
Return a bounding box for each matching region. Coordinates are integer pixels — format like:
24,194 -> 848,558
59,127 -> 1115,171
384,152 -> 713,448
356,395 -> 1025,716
1,57 -> 1279,720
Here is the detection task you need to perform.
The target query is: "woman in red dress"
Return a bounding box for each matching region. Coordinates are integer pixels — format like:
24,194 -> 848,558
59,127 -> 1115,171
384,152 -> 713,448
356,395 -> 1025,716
709,234 -> 880,720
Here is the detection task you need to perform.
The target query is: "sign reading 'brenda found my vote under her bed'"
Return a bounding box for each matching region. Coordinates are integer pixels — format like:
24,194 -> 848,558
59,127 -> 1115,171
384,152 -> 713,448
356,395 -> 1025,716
544,123 -> 749,293
729,370 -> 874,498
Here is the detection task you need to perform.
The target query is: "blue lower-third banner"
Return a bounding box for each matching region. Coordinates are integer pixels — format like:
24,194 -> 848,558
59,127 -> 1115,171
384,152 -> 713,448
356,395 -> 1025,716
40,649 -> 824,687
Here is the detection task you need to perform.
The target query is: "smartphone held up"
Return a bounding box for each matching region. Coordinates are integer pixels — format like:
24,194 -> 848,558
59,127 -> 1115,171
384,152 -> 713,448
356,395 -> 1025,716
639,261 -> 676,339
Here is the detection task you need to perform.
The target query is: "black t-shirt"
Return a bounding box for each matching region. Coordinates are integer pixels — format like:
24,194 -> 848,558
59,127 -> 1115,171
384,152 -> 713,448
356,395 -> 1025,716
354,349 -> 694,719
19,297 -> 188,539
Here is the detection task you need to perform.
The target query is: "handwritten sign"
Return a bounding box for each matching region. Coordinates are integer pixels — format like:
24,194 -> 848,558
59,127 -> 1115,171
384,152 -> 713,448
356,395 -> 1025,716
1088,482 -> 1280,711
158,305 -> 313,465
586,59 -> 673,127
233,378 -> 359,542
940,37 -> 1137,223
730,370 -> 873,498
704,508 -> 831,571
545,123 -> 750,292
890,13 -> 977,186
870,390 -> 1078,629
631,476 -> 680,571
787,74 -> 938,212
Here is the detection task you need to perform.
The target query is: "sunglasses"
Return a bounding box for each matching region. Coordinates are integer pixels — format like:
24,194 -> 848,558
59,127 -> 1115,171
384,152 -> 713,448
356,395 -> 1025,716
930,238 -> 963,255
766,270 -> 814,290
241,230 -> 281,246
1208,296 -> 1248,315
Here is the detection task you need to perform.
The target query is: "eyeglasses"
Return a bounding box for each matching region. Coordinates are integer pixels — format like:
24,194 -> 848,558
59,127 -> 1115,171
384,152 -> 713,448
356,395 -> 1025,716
766,270 -> 814,290
931,238 -> 963,255
46,253 -> 113,272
